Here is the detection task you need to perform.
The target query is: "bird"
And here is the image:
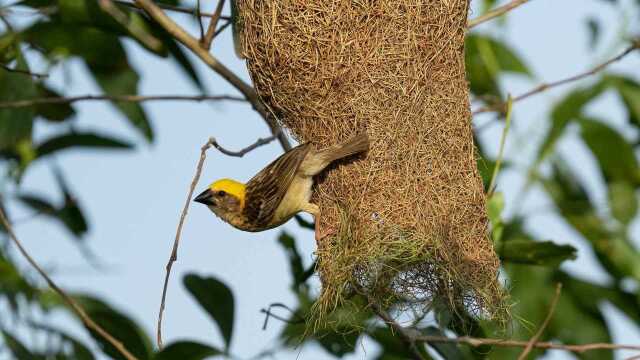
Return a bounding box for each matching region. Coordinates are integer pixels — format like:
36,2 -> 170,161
194,132 -> 369,241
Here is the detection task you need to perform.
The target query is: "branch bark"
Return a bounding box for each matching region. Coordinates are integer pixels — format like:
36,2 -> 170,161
0,207 -> 138,360
414,334 -> 640,353
518,283 -> 562,360
467,0 -> 532,28
132,0 -> 291,151
157,138 -> 214,349
201,0 -> 226,50
0,94 -> 245,108
367,295 -> 427,360
473,41 -> 640,115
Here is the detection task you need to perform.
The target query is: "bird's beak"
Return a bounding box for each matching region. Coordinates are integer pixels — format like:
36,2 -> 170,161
194,189 -> 215,206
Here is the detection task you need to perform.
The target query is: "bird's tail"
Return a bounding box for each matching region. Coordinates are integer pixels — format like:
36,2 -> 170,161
319,132 -> 370,163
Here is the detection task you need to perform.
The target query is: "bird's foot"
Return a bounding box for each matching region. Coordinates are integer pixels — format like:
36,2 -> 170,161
315,225 -> 336,243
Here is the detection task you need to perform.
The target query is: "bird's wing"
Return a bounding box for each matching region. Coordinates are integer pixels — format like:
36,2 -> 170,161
243,143 -> 312,227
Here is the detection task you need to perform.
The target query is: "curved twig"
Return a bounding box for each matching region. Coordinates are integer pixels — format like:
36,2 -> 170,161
0,208 -> 138,360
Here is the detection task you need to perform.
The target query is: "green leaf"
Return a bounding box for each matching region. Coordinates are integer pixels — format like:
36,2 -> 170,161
543,160 -> 640,281
369,327 -> 432,360
502,265 -> 613,360
555,271 -> 640,324
500,239 -> 577,267
16,170 -> 89,238
70,295 -> 152,360
0,49 -> 36,150
486,192 -> 505,246
0,253 -> 36,309
605,74 -> 640,127
55,0 -> 165,54
91,64 -> 152,142
28,322 -> 96,360
147,21 -> 205,92
278,231 -> 307,288
154,341 -> 223,360
34,85 -> 76,122
551,294 -> 613,360
55,169 -> 89,238
579,117 -> 640,185
183,274 -> 235,350
23,22 -> 153,141
608,181 -> 638,225
0,33 -> 17,63
36,132 -> 134,158
1,331 -> 42,360
466,34 -> 531,99
535,81 -> 607,165
16,194 -> 57,215
586,18 -> 600,49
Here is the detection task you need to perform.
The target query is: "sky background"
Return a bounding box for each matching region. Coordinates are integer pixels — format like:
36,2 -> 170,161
2,0 -> 640,359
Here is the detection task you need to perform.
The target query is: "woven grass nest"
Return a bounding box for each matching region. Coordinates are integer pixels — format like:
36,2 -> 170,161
237,0 -> 508,327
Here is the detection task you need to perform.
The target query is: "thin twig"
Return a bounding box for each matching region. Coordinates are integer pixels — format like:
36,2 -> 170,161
113,0 -> 230,20
211,134 -> 277,157
98,0 -> 163,51
260,303 -> 305,330
156,132 -> 280,348
195,0 -> 205,41
518,283 -> 562,360
368,296 -> 426,360
0,207 -> 138,360
114,0 -> 515,31
0,94 -> 246,109
157,138 -> 214,349
414,334 -> 640,353
201,0 -> 226,50
487,95 -> 512,196
467,0 -> 531,28
132,0 -> 292,152
473,42 -> 640,115
0,63 -> 48,78
213,20 -> 232,39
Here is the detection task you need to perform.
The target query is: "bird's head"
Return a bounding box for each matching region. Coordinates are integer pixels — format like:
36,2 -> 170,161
194,179 -> 246,218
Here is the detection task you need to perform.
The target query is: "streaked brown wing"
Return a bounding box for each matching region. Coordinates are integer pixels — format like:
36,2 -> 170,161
243,143 -> 312,227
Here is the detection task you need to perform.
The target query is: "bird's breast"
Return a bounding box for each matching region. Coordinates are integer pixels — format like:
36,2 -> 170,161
270,175 -> 314,226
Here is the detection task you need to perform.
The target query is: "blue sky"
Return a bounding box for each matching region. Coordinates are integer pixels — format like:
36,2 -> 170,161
3,0 -> 639,359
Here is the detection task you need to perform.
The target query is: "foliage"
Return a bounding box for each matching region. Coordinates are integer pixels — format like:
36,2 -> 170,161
1,0 -> 639,359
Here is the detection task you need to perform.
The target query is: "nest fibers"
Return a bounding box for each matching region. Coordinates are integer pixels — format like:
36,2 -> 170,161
238,0 -> 508,326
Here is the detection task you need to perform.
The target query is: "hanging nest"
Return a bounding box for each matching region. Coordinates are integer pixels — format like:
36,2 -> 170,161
237,0 -> 508,327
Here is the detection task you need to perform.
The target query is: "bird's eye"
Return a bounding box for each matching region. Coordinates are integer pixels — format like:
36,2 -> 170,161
217,190 -> 226,197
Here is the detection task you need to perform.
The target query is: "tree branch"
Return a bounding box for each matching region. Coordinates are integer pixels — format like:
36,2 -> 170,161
99,0 -> 163,52
0,207 -> 138,360
0,94 -> 246,109
210,134 -> 277,157
414,334 -> 640,353
113,0 -> 230,20
114,0 -> 520,31
467,0 -> 532,28
157,138 -> 214,349
473,41 -> 640,115
1,63 -> 48,78
156,133 -> 276,348
518,283 -> 562,360
132,0 -> 291,152
367,296 -> 427,360
201,0 -> 225,50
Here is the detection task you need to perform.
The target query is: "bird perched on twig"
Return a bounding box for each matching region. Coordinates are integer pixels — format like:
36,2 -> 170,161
194,132 -> 369,241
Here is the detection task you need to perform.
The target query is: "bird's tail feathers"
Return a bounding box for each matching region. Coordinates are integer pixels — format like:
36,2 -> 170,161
320,132 -> 370,163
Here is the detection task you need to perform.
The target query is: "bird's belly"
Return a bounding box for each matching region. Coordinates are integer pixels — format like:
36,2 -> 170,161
271,175 -> 313,226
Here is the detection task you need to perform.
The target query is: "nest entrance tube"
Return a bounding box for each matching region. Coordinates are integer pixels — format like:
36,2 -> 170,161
239,0 -> 507,325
